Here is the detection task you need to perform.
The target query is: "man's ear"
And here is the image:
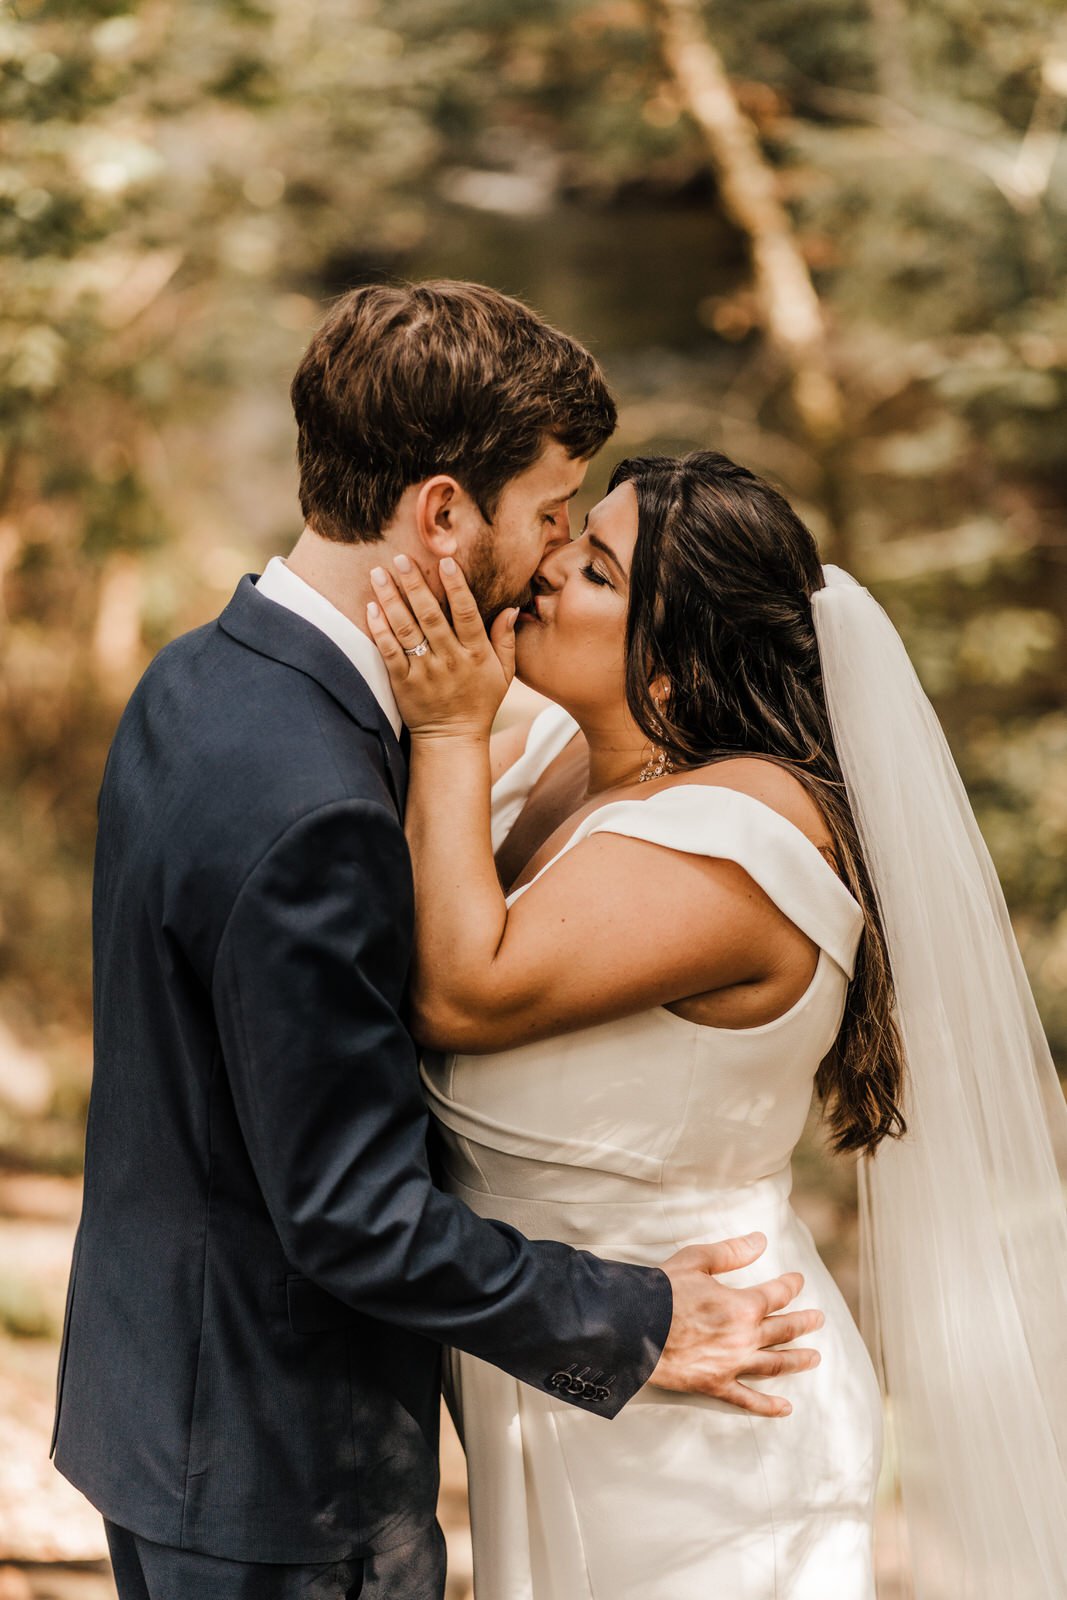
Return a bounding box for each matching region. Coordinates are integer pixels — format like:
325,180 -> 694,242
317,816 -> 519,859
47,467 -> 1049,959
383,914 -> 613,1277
413,475 -> 468,558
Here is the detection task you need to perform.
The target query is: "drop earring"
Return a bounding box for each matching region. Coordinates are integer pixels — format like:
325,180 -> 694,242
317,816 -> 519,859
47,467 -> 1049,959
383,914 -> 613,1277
640,686 -> 676,782
639,746 -> 676,782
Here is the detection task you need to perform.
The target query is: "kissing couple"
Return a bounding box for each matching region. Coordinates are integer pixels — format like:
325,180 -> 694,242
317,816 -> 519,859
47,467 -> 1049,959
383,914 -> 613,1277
53,281 -> 1067,1599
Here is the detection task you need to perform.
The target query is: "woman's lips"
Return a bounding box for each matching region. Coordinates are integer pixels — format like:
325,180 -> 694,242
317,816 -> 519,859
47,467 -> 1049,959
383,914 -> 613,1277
517,595 -> 544,623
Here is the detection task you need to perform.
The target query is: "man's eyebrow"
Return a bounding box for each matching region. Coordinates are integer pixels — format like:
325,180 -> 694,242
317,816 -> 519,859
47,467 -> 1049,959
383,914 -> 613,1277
540,486 -> 582,512
588,530 -> 627,579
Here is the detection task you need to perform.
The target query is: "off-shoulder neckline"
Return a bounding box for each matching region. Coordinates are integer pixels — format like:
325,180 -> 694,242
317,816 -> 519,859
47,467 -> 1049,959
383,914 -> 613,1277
504,783 -> 860,916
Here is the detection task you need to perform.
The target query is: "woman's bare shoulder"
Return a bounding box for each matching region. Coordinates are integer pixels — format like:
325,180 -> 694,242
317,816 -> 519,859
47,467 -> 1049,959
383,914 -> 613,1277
662,757 -> 832,848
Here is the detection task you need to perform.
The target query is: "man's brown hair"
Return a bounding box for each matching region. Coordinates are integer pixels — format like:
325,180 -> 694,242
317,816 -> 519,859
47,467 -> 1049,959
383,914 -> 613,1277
290,280 -> 617,543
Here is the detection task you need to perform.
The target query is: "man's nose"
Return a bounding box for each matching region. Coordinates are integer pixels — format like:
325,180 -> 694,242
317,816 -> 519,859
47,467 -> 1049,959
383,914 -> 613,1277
543,506 -> 571,554
534,540 -> 569,589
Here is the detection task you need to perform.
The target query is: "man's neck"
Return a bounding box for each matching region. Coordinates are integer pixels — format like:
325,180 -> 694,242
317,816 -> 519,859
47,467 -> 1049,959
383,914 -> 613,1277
284,525 -> 385,635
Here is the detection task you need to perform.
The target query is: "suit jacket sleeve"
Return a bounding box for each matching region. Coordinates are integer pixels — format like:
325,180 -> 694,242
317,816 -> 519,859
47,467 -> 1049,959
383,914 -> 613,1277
211,796 -> 672,1417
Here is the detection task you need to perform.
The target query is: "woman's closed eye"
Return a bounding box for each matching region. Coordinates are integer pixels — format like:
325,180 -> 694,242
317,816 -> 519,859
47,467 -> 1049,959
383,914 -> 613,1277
580,561 -> 612,588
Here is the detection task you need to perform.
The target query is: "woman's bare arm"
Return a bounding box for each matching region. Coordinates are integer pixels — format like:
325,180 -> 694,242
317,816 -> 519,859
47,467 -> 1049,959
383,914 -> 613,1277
405,779 -> 799,1053
367,557 -> 813,1055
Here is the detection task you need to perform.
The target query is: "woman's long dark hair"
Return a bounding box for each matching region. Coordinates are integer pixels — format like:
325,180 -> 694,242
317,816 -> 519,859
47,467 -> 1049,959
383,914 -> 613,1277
609,450 -> 906,1156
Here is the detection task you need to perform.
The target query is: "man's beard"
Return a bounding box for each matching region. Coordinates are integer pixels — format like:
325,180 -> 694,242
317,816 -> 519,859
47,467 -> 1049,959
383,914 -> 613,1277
462,524 -> 534,624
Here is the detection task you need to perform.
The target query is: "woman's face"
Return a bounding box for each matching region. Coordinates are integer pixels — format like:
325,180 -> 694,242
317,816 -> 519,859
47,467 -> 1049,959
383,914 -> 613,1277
514,479 -> 639,714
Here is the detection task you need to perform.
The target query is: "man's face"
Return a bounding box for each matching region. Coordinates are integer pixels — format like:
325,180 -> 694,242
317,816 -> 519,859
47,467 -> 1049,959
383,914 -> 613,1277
461,440 -> 589,622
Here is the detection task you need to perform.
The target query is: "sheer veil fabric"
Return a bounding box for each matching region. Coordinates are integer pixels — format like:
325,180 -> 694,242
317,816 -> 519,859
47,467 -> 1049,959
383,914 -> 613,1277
812,566 -> 1067,1597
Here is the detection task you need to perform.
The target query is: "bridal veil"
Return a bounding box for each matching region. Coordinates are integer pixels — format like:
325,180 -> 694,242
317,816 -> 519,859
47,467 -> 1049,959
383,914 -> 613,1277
811,566 -> 1067,1596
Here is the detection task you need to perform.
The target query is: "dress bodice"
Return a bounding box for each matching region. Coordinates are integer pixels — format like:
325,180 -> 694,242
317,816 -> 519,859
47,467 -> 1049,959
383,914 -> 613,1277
430,705 -> 882,1600
422,704 -> 864,1245
488,699 -> 584,853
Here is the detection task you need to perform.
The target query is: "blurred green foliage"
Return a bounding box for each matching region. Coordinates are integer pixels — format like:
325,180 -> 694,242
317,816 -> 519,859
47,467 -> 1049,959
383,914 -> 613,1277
1,0 -> 1065,1166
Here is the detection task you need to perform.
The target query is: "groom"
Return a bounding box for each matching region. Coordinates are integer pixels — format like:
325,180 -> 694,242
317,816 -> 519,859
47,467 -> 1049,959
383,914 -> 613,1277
52,281 -> 822,1600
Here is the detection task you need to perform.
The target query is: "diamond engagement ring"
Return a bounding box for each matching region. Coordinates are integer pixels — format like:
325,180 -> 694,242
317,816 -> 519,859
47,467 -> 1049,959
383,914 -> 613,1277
404,639 -> 430,657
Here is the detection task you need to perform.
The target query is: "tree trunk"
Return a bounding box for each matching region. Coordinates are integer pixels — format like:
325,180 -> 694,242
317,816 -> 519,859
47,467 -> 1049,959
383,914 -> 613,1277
867,0 -> 913,105
647,0 -> 844,450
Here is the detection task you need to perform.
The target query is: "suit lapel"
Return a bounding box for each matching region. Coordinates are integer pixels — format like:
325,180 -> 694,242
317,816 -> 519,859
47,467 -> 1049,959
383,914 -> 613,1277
379,721 -> 409,814
219,576 -> 408,814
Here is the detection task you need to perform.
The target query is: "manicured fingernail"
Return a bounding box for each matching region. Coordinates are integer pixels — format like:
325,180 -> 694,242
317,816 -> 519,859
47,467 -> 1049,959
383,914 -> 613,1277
440,556 -> 457,575
367,601 -> 380,619
371,567 -> 388,587
393,553 -> 412,573
779,1402 -> 792,1416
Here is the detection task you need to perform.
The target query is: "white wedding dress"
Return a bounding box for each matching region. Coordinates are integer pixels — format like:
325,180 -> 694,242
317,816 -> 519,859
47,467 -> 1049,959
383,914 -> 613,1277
420,703 -> 883,1600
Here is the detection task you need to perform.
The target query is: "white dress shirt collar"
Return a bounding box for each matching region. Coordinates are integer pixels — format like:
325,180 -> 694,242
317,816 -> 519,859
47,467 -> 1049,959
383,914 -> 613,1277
255,556 -> 403,739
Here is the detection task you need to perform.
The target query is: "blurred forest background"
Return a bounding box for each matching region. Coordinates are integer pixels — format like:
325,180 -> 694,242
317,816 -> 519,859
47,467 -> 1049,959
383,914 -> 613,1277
1,0 -> 1065,1591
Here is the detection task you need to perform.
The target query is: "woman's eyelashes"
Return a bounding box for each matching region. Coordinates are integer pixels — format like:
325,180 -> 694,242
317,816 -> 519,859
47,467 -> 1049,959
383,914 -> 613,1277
580,560 -> 612,588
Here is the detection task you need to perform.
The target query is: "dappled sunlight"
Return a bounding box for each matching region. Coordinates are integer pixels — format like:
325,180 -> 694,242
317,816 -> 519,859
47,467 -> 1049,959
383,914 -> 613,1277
2,0 -> 1064,1592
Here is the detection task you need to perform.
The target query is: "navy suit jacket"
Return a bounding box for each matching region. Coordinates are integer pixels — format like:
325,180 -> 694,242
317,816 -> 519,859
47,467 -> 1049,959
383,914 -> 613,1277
52,576 -> 673,1565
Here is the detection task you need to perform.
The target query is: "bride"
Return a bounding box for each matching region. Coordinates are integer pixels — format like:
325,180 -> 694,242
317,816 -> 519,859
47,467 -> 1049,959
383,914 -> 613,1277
367,449 -> 1067,1599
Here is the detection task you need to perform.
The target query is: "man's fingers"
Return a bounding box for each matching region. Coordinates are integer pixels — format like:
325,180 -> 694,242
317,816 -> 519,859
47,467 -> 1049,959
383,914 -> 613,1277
439,558 -> 490,648
686,1232 -> 768,1278
713,1381 -> 792,1419
758,1308 -> 825,1348
739,1347 -> 821,1380
751,1271 -> 805,1317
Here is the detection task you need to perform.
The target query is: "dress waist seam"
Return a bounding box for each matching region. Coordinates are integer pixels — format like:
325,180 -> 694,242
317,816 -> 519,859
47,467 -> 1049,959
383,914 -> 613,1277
445,1172 -> 796,1250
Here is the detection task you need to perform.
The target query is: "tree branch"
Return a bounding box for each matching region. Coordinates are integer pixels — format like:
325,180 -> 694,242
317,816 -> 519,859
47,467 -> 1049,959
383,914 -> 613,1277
781,69 -> 1064,213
